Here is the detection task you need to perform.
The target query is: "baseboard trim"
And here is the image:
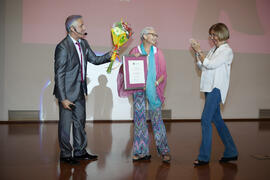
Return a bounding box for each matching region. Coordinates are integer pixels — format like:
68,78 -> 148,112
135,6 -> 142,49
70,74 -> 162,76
0,118 -> 269,124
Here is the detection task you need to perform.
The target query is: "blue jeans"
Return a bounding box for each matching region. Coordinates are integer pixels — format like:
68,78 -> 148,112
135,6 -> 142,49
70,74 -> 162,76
198,88 -> 238,162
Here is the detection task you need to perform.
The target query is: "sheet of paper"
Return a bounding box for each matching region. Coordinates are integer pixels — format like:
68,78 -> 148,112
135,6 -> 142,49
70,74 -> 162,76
128,60 -> 145,84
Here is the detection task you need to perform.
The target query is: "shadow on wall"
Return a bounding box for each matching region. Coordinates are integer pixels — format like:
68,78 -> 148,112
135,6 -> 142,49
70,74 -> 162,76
87,75 -> 113,120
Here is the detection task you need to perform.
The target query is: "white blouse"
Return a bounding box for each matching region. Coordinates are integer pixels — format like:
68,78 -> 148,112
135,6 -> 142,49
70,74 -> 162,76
196,43 -> 233,104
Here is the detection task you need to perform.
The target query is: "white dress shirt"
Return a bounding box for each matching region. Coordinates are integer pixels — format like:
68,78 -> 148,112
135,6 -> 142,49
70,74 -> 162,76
69,35 -> 85,81
196,43 -> 233,104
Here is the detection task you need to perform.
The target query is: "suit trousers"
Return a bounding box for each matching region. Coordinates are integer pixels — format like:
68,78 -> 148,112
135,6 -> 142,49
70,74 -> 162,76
58,86 -> 87,158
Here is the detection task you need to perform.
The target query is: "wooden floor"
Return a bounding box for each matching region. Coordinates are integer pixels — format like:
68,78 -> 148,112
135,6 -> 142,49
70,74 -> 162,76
0,121 -> 270,180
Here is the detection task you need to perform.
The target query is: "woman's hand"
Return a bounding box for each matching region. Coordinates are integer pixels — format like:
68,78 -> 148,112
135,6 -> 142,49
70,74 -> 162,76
190,38 -> 201,52
133,53 -> 141,57
155,76 -> 163,87
190,38 -> 205,61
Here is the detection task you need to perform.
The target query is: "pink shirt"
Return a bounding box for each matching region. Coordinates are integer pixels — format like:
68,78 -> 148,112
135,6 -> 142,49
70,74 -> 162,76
117,46 -> 167,104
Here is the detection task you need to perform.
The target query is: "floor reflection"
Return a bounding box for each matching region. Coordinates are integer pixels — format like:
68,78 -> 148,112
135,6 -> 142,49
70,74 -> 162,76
0,121 -> 269,180
122,124 -> 133,159
195,164 -> 210,180
8,124 -> 40,135
131,161 -> 170,180
132,162 -> 150,180
155,163 -> 170,180
195,163 -> 238,180
59,160 -> 92,180
259,121 -> 270,131
220,163 -> 238,180
87,123 -> 112,170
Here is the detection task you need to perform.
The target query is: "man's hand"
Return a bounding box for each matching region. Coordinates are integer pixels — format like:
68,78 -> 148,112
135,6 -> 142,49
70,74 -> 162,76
61,99 -> 75,111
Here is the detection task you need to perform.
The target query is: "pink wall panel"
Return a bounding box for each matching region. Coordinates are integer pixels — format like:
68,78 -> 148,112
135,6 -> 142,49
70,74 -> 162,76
22,0 -> 270,53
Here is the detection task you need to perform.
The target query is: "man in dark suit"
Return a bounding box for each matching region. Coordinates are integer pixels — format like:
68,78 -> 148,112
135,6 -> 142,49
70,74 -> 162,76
53,15 -> 112,164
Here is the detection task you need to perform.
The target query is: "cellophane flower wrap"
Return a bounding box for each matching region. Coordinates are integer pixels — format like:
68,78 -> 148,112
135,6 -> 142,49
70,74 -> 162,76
106,20 -> 133,73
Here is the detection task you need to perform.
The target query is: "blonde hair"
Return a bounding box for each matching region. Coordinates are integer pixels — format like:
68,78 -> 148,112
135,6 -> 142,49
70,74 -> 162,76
209,23 -> 230,41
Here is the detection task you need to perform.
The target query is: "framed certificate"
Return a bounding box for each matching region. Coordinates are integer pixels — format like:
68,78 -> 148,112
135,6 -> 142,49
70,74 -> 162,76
123,55 -> 148,90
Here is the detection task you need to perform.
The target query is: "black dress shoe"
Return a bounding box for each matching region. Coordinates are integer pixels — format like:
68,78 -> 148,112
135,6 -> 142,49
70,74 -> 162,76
74,153 -> 98,160
60,157 -> 80,165
219,156 -> 238,163
193,159 -> 209,167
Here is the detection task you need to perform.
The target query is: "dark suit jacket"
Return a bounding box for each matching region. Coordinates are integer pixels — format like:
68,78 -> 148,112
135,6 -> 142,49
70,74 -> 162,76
53,35 -> 111,102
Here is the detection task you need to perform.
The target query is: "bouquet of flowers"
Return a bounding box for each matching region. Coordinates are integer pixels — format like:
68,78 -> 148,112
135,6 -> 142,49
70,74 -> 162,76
107,19 -> 133,73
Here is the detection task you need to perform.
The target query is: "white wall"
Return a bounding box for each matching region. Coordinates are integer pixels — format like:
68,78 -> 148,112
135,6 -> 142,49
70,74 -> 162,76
1,0 -> 270,121
0,0 -> 5,120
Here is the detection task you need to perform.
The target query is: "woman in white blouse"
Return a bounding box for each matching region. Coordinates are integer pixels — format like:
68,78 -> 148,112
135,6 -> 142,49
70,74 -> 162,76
190,23 -> 238,166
